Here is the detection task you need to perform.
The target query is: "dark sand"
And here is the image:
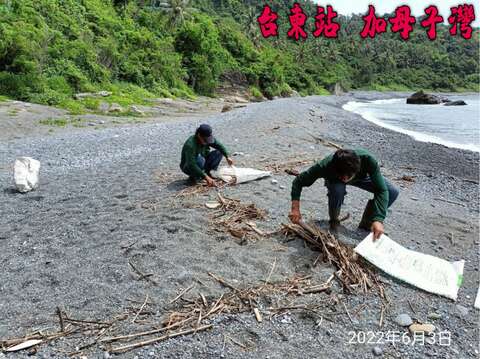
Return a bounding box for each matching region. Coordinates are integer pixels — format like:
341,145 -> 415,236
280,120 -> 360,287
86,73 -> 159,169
0,92 -> 478,358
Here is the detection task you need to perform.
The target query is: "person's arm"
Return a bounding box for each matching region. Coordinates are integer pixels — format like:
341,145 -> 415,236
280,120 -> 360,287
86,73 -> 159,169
185,144 -> 206,179
211,139 -> 229,158
211,139 -> 233,166
289,158 -> 329,223
366,155 -> 389,240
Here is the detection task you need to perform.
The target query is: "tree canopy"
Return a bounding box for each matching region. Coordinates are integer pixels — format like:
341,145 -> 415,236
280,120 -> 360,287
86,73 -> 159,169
0,0 -> 477,109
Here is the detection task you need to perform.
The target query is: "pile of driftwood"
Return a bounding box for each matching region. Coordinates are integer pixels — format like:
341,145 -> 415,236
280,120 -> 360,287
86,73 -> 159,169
1,272 -> 336,355
282,222 -> 385,298
0,309 -> 131,356
209,193 -> 270,243
163,272 -> 334,328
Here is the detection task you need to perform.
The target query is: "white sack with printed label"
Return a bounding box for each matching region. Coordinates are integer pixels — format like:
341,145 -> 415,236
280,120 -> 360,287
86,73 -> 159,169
355,234 -> 464,301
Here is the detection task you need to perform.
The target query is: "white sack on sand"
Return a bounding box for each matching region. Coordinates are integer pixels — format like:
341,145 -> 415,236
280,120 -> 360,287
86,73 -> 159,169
211,166 -> 271,184
14,157 -> 41,193
355,234 -> 464,301
475,286 -> 480,309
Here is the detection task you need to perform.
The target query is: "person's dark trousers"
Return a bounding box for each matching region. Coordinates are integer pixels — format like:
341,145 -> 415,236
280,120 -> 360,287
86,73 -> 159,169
325,177 -> 399,225
197,150 -> 223,175
182,150 -> 223,181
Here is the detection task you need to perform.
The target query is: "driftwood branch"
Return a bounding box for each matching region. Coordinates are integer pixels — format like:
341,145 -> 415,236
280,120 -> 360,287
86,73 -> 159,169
110,325 -> 213,354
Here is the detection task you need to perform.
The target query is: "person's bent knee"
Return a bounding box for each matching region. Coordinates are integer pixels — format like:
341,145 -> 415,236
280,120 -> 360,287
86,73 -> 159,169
388,186 -> 400,207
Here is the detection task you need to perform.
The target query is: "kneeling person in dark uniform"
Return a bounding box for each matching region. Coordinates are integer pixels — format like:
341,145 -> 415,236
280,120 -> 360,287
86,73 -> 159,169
289,149 -> 399,240
180,124 -> 233,187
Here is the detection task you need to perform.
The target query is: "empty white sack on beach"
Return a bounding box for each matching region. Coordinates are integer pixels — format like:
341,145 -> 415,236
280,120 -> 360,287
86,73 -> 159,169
14,157 -> 41,193
211,166 -> 271,184
354,234 -> 464,301
475,286 -> 480,309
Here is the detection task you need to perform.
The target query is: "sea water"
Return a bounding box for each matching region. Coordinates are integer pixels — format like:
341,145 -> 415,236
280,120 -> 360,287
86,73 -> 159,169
343,94 -> 480,152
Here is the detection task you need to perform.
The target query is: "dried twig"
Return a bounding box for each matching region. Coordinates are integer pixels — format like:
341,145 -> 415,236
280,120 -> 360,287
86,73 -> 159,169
253,308 -> 263,323
110,325 -> 213,354
129,260 -> 158,285
56,307 -> 65,332
264,258 -> 277,285
132,295 -> 149,323
169,284 -> 195,304
434,197 -> 465,207
342,302 -> 355,324
379,304 -> 386,328
208,272 -> 239,292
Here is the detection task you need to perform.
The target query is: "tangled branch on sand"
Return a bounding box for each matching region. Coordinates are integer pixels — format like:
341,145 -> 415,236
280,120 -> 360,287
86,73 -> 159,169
0,310 -> 130,356
1,273 -> 336,355
282,222 -> 385,299
209,193 -> 269,242
263,158 -> 315,174
173,180 -> 227,199
163,273 -> 333,328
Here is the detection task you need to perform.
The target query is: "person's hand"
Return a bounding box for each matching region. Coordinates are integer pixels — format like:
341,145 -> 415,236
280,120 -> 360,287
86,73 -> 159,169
289,200 -> 302,224
226,157 -> 234,166
205,175 -> 217,187
289,209 -> 302,224
371,221 -> 384,241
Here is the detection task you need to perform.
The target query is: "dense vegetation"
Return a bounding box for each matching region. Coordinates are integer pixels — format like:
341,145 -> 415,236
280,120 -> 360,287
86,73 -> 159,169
0,0 -> 478,111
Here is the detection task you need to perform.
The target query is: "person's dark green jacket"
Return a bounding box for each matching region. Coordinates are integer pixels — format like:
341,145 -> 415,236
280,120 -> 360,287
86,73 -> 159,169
291,149 -> 389,222
180,135 -> 229,179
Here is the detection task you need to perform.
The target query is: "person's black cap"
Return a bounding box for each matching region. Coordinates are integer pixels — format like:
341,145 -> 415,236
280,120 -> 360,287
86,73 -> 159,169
197,124 -> 214,144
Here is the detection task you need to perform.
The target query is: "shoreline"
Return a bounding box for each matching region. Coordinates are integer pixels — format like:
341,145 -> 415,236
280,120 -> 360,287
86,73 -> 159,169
0,92 -> 478,358
342,94 -> 480,153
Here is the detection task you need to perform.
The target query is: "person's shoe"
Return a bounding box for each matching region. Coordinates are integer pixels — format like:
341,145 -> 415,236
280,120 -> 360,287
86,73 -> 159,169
329,219 -> 341,233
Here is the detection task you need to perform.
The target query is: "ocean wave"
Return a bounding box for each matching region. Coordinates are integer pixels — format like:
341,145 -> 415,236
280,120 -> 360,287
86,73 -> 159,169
343,100 -> 480,152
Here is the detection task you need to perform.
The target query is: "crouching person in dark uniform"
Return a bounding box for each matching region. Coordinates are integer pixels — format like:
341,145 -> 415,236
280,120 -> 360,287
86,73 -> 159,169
289,149 -> 399,241
180,124 -> 233,187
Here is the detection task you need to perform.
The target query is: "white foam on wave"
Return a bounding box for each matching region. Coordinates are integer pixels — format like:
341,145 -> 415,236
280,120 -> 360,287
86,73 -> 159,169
343,100 -> 480,152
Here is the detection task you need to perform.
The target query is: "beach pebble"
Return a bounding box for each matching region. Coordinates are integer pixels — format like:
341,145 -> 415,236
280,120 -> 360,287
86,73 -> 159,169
394,313 -> 413,327
409,323 -> 435,335
427,312 -> 442,320
372,346 -> 383,356
455,304 -> 469,317
431,240 -> 438,245
280,185 -> 286,189
103,352 -> 111,359
271,179 -> 278,185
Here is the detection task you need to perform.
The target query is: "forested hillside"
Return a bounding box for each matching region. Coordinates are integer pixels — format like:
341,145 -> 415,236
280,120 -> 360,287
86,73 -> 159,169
0,0 -> 478,111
